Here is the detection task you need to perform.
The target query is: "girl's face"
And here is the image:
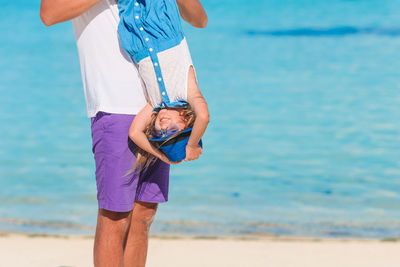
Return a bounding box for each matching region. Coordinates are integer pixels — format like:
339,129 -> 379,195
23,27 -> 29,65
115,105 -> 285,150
154,108 -> 186,132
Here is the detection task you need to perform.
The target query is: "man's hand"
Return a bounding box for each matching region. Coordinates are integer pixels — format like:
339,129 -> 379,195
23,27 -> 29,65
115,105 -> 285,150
184,144 -> 203,161
40,0 -> 101,26
176,0 -> 208,28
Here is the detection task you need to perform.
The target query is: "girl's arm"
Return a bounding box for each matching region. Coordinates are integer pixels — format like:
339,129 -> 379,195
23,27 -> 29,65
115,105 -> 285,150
185,68 -> 210,161
129,103 -> 177,165
176,0 -> 208,28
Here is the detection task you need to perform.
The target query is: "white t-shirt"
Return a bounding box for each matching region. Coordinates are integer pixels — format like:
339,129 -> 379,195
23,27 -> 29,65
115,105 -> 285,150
72,0 -> 146,118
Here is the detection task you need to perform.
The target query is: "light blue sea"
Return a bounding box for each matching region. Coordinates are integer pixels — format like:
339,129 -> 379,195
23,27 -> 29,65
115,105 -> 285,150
1,0 -> 400,238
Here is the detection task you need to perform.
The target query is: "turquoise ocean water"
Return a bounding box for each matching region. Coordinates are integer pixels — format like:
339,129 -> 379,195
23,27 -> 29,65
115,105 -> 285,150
1,0 -> 400,238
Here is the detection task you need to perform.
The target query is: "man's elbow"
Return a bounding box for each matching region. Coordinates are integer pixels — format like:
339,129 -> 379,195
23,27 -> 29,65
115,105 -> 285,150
40,15 -> 54,27
195,15 -> 208,28
40,4 -> 57,26
40,11 -> 52,26
188,14 -> 208,28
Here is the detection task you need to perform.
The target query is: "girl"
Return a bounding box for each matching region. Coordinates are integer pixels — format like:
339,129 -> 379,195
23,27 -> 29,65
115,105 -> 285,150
117,0 -> 210,168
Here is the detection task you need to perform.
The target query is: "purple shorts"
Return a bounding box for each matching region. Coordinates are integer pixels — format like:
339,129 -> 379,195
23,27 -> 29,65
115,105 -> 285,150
90,111 -> 170,212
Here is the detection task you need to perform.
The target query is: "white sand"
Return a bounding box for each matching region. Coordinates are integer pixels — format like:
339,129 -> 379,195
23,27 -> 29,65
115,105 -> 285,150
0,232 -> 399,267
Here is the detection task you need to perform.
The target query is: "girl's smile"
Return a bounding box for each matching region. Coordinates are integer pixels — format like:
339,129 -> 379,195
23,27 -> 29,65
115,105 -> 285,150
155,109 -> 186,131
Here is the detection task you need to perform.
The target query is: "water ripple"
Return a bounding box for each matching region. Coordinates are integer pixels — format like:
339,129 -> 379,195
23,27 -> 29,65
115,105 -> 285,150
247,26 -> 400,37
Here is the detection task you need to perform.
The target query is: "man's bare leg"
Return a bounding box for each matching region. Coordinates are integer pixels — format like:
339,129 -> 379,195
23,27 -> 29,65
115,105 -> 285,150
94,208 -> 132,267
123,201 -> 158,267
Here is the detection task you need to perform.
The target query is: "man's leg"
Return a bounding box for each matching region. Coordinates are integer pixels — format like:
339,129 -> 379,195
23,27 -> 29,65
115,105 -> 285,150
93,208 -> 132,267
123,201 -> 158,267
90,112 -> 170,267
90,112 -> 139,267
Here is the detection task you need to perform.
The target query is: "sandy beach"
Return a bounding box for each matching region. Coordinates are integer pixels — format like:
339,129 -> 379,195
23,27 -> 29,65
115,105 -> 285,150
0,232 -> 399,267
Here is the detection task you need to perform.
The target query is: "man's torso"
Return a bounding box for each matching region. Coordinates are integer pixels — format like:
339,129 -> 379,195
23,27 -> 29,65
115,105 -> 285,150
72,0 -> 146,118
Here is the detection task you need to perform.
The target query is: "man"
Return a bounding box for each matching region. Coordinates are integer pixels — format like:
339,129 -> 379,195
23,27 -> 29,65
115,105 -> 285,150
39,1 -> 207,266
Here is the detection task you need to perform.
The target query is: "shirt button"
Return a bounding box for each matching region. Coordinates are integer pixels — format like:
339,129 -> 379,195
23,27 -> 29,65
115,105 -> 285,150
149,48 -> 153,52
145,37 -> 149,42
158,77 -> 162,82
135,15 -> 139,19
135,2 -> 139,6
140,27 -> 144,31
154,62 -> 158,67
162,92 -> 166,96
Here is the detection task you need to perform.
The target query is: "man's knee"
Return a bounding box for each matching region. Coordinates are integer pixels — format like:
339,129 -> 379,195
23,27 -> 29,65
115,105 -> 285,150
131,201 -> 158,229
100,208 -> 131,220
97,208 -> 132,234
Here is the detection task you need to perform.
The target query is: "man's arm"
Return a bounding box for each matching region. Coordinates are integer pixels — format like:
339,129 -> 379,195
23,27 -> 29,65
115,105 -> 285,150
40,0 -> 101,26
176,0 -> 208,28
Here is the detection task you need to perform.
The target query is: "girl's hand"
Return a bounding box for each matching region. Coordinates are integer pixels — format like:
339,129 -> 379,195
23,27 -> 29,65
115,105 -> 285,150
159,153 -> 182,165
184,144 -> 203,161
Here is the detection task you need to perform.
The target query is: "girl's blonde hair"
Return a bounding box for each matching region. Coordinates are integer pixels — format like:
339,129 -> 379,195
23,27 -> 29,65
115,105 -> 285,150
130,106 -> 196,174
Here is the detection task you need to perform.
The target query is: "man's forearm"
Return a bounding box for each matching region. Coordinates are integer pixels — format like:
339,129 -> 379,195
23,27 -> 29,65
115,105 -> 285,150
40,0 -> 101,26
176,0 -> 208,28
